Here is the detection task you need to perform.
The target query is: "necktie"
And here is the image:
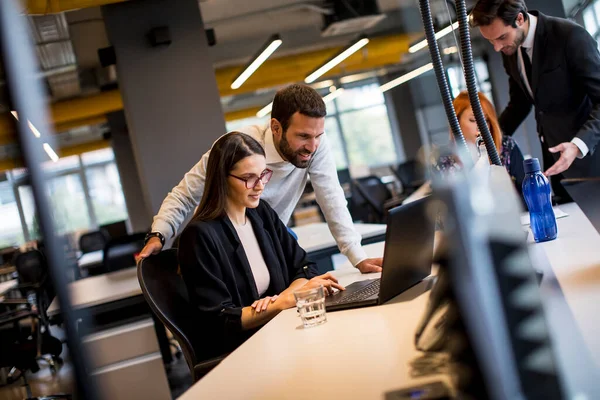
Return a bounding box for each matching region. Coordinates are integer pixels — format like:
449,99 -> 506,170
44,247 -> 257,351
520,46 -> 533,86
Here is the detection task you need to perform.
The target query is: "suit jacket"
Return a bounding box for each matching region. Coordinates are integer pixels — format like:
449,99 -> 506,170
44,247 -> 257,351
499,11 -> 600,178
178,200 -> 318,358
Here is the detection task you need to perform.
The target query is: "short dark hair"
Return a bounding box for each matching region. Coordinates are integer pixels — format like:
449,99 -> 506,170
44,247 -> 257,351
192,132 -> 265,222
470,0 -> 528,28
271,83 -> 326,133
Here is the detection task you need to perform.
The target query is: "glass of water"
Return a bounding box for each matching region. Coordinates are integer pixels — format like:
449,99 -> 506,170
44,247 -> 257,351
294,285 -> 327,328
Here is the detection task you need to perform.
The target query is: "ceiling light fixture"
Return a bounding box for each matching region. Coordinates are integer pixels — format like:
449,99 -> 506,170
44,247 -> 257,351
305,36 -> 369,84
256,102 -> 273,118
323,87 -> 345,104
11,110 -> 41,138
231,34 -> 283,90
408,22 -> 459,53
43,142 -> 59,162
379,63 -> 434,93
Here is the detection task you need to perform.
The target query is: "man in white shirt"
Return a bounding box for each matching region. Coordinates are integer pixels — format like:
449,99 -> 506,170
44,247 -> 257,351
471,0 -> 600,200
139,83 -> 383,273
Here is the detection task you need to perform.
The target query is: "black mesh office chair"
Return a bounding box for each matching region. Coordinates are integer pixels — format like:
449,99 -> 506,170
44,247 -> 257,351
138,249 -> 226,383
78,230 -> 109,254
353,175 -> 404,223
0,250 -> 68,398
102,232 -> 146,273
391,160 -> 426,196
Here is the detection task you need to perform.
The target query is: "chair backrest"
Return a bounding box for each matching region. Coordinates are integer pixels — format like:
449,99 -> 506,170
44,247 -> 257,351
393,160 -> 426,192
99,220 -> 129,240
138,249 -> 207,381
353,175 -> 392,221
79,230 -> 108,254
14,249 -> 46,286
103,232 -> 145,272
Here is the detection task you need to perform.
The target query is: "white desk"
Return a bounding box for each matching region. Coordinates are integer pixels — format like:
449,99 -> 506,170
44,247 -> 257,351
179,243 -> 441,400
528,203 -> 600,370
180,203 -> 600,399
78,250 -> 103,269
47,266 -> 140,317
294,222 -> 386,253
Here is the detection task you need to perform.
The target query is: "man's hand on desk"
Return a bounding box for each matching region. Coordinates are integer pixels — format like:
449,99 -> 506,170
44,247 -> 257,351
544,142 -> 580,177
135,237 -> 163,264
356,258 -> 383,274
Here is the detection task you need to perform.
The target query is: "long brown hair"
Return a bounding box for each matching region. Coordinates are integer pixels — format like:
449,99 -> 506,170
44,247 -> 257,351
452,91 -> 502,153
192,132 -> 265,221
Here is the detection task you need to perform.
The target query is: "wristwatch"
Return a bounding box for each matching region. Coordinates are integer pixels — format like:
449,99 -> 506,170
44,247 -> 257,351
144,231 -> 165,246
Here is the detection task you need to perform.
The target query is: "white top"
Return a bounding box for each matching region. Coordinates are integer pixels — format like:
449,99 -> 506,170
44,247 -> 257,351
232,219 -> 270,296
518,13 -> 589,158
151,124 -> 368,266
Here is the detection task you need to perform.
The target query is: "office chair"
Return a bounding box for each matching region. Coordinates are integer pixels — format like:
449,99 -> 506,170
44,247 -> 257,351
78,230 -> 109,254
0,251 -> 69,399
391,160 -> 426,196
102,232 -> 146,273
99,220 -> 129,240
13,250 -> 63,371
138,249 -> 226,383
353,176 -> 405,223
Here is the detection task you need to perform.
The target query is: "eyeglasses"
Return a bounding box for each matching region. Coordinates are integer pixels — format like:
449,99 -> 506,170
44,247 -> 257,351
229,169 -> 273,189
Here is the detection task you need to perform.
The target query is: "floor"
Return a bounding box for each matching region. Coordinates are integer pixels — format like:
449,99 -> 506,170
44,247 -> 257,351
0,326 -> 193,400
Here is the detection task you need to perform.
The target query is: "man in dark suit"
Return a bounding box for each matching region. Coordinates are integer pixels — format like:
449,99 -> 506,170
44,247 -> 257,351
471,0 -> 600,199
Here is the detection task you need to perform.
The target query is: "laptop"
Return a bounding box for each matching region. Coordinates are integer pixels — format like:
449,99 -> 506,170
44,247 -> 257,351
325,196 -> 435,312
561,178 -> 600,234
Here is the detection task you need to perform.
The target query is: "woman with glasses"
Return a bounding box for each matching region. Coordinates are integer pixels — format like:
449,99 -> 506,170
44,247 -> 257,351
178,132 -> 344,358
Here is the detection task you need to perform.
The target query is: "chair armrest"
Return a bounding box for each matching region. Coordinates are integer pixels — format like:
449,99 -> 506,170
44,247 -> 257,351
193,354 -> 228,382
383,196 -> 407,211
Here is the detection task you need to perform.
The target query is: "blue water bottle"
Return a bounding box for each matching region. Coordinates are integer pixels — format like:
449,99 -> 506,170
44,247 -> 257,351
522,158 -> 557,242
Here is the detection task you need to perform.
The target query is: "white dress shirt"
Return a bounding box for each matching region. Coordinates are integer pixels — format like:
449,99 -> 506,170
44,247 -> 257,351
518,13 -> 589,158
152,124 -> 368,267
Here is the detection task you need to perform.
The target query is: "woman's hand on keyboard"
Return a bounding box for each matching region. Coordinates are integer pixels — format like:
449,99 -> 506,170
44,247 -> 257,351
302,273 -> 346,296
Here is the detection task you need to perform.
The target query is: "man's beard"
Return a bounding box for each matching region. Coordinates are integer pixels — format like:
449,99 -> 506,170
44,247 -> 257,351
279,134 -> 312,168
502,28 -> 526,55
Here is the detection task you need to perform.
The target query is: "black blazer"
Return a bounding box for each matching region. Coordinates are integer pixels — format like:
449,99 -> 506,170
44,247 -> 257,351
178,200 -> 318,358
499,11 -> 600,178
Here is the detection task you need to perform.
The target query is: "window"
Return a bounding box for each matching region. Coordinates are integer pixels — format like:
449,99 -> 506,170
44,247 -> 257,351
447,60 -> 494,105
225,116 -> 269,133
0,176 -> 24,248
224,81 -> 401,171
85,163 -> 128,225
3,147 -> 129,246
583,0 -> 600,50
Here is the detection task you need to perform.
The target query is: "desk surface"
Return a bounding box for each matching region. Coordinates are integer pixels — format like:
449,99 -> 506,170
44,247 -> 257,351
294,222 -> 386,253
180,203 -> 600,400
0,279 -> 17,296
78,250 -> 103,268
528,202 -> 600,370
179,243 -> 442,400
47,266 -> 140,317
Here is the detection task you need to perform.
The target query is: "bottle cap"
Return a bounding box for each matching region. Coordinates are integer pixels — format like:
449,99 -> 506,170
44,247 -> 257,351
524,158 -> 541,174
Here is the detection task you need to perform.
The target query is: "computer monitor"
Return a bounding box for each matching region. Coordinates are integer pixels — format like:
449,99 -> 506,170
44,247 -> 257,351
435,168 -> 565,399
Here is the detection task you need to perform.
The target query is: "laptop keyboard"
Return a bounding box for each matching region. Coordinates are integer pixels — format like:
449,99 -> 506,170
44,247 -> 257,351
328,279 -> 381,305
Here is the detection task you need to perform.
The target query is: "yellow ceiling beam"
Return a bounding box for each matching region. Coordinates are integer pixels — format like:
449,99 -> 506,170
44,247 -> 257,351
0,33 -> 417,144
216,33 -> 413,97
24,0 -> 128,14
0,139 -> 110,173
